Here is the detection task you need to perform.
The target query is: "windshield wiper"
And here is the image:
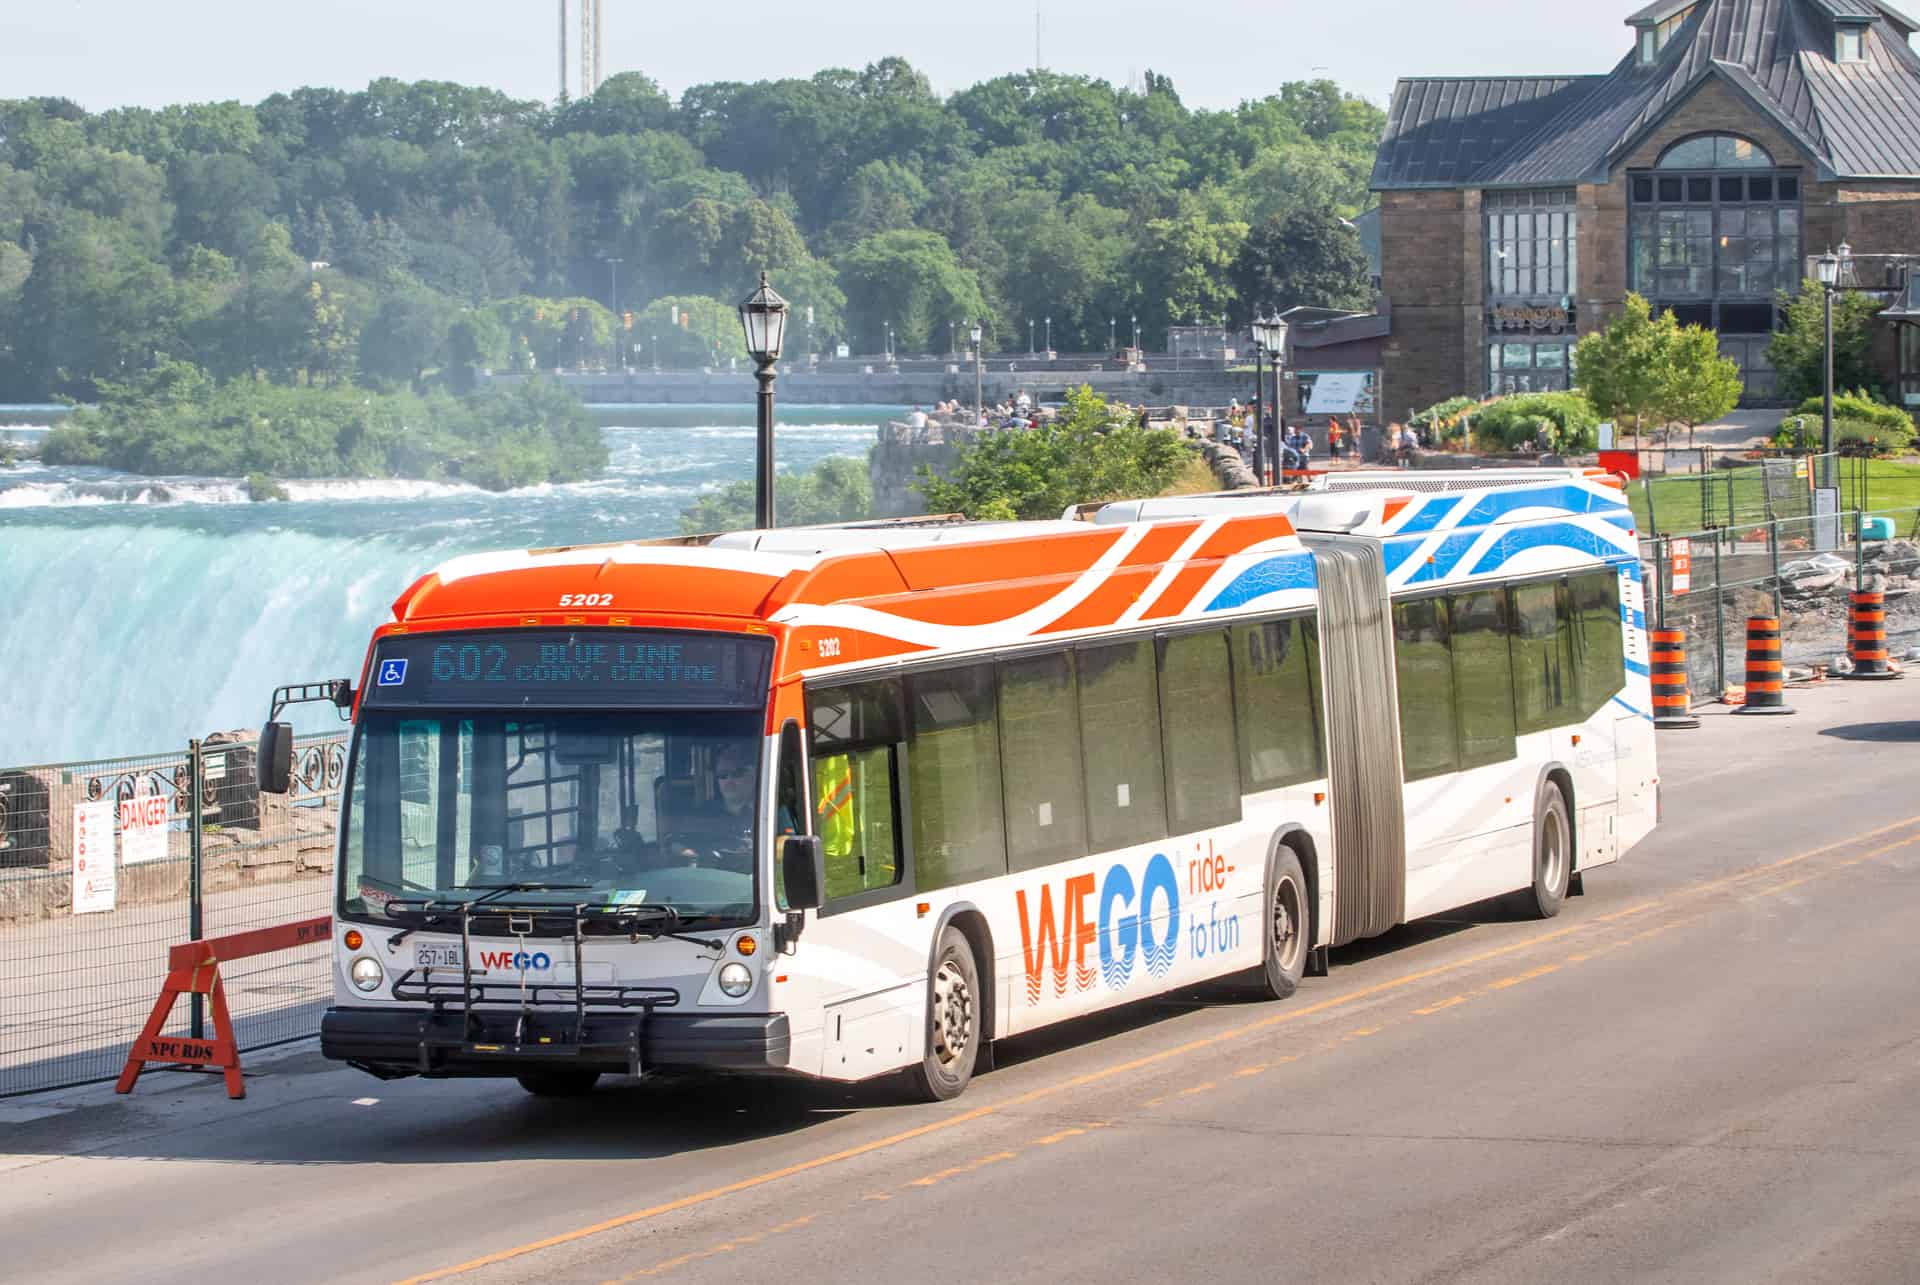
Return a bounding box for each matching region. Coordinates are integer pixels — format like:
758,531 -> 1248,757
601,902 -> 724,952
385,881 -> 594,949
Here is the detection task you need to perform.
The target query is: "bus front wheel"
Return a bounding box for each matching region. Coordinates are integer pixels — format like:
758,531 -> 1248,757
1525,785 -> 1572,920
905,927 -> 980,1102
1258,846 -> 1309,1001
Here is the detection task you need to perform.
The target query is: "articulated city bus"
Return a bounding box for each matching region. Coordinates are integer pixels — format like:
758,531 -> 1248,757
259,469 -> 1656,1100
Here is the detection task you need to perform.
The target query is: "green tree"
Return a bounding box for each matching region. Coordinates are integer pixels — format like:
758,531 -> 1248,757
838,229 -> 988,354
1229,206 -> 1372,319
1768,280 -> 1888,404
1574,294 -> 1667,438
1139,205 -> 1248,340
358,287 -> 455,388
1657,320 -> 1743,446
302,278 -> 355,385
915,386 -> 1192,520
677,456 -> 873,533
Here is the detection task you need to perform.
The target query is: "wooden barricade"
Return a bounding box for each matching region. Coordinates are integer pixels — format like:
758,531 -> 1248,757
116,916 -> 331,1100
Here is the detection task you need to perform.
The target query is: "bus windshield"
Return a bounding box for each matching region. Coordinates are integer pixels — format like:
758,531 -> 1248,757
338,709 -> 764,929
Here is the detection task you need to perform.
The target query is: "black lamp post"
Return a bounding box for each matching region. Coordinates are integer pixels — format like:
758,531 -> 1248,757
1249,325 -> 1267,485
1815,244 -> 1851,492
739,271 -> 790,530
971,321 -> 984,423
1252,313 -> 1289,483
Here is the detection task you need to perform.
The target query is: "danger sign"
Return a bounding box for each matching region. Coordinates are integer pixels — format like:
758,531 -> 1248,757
120,787 -> 171,866
72,800 -> 116,914
1670,537 -> 1692,595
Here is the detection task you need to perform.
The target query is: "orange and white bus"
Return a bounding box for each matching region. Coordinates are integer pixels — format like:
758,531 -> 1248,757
261,470 -> 1657,1100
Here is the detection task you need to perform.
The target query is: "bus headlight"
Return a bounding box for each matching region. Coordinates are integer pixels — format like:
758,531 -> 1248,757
717,962 -> 753,998
350,956 -> 384,993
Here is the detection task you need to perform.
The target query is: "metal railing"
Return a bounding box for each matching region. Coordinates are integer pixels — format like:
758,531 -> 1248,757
0,732 -> 346,1097
1644,505 -> 1920,699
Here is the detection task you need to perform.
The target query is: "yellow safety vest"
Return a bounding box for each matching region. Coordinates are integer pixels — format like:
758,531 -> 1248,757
815,754 -> 854,861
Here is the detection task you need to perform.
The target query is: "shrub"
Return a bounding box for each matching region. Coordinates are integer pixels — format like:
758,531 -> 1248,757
1468,391 -> 1602,453
1792,391 -> 1913,437
1410,396 -> 1478,436
1837,419 -> 1904,457
1770,415 -> 1819,451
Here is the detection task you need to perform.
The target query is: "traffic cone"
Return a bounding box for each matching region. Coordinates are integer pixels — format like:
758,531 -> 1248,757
1733,616 -> 1795,715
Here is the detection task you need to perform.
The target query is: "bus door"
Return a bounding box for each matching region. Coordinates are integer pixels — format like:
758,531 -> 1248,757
1301,534 -> 1407,945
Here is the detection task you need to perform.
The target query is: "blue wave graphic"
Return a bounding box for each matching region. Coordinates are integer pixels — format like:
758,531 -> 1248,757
1204,552 -> 1318,612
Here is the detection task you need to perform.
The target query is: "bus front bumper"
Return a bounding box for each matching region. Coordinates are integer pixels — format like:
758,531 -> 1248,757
320,1006 -> 791,1079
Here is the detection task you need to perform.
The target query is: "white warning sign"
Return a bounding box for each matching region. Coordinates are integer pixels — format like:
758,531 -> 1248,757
72,800 -> 116,914
119,785 -> 171,866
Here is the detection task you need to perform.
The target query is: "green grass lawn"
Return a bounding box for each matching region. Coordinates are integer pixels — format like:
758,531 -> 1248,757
1630,458 -> 1920,535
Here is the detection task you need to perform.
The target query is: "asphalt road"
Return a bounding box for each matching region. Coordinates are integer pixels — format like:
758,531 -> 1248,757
7,679 -> 1920,1284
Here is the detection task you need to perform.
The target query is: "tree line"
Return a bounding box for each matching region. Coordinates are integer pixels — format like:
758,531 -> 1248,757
0,63 -> 1381,402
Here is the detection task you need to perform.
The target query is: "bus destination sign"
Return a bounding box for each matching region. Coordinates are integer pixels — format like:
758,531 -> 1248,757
362,630 -> 772,709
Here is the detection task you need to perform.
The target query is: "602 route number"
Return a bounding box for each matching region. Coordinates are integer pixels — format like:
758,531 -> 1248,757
558,594 -> 613,607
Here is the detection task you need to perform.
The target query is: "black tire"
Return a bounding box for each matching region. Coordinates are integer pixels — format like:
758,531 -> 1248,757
904,927 -> 981,1103
1257,845 -> 1310,1001
1525,784 -> 1573,920
516,1070 -> 601,1097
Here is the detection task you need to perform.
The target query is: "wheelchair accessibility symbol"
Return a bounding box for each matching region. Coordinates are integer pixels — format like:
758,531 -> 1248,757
376,659 -> 409,687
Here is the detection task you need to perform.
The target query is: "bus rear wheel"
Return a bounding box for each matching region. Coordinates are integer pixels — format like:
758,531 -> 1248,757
1525,784 -> 1572,920
1258,846 -> 1309,1001
905,927 -> 980,1102
516,1070 -> 601,1097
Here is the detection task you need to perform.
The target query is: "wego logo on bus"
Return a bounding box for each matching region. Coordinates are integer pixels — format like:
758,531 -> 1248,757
478,950 -> 553,971
1016,854 -> 1182,1004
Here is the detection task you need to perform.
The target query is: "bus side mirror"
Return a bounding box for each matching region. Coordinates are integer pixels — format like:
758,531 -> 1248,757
781,835 -> 825,911
259,722 -> 294,794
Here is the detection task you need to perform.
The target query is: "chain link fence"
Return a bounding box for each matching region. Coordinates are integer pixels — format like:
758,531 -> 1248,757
0,732 -> 346,1097
1644,505 -> 1920,700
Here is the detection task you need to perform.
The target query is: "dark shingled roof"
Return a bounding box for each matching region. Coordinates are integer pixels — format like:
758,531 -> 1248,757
1371,0 -> 1920,190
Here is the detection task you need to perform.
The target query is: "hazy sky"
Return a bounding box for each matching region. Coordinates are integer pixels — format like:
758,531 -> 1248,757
1,1 -> 1636,115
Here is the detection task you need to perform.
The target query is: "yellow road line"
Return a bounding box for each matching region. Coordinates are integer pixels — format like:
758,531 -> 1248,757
393,811 -> 1920,1285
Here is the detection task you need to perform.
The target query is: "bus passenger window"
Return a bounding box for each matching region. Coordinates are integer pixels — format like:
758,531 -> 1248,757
1078,641 -> 1168,851
806,681 -> 904,902
1569,570 -> 1627,716
1232,617 -> 1325,790
908,665 -> 1007,890
1393,597 -> 1460,781
1510,582 -> 1574,733
999,652 -> 1087,871
1157,630 -> 1242,832
1448,588 -> 1517,769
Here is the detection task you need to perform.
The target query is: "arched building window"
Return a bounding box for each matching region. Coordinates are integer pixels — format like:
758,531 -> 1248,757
1628,133 -> 1802,397
1656,133 -> 1774,170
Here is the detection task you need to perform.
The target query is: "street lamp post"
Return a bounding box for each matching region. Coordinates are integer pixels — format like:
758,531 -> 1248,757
1252,314 -> 1290,484
1044,316 -> 1052,356
1131,314 -> 1139,352
1815,245 -> 1850,492
738,272 -> 790,530
1250,331 -> 1266,485
1109,318 -> 1116,351
1028,318 -> 1035,356
971,322 -> 984,424
602,256 -> 622,368
949,320 -> 956,357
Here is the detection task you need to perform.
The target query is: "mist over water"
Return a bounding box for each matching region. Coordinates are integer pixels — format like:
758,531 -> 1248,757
0,407 -> 896,765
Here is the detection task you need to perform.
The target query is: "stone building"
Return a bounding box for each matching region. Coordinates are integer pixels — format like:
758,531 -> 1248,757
1370,0 -> 1920,418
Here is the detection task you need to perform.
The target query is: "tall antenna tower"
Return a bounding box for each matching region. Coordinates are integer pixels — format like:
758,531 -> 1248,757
580,0 -> 603,96
557,0 -> 605,100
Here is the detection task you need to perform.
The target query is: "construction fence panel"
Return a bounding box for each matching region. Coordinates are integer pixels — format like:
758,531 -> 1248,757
1646,505 -> 1920,704
196,734 -> 346,1055
0,732 -> 347,1098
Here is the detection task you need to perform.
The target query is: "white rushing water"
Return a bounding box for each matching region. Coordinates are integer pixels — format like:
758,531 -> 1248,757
0,408 -> 896,765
